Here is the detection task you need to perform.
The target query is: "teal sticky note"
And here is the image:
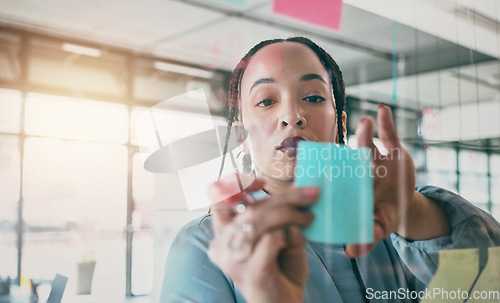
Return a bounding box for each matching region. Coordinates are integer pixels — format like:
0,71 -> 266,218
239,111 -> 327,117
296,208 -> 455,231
208,0 -> 245,9
294,141 -> 373,244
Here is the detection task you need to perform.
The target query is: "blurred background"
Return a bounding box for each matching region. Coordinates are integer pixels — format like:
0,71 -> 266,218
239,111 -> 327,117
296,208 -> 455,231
0,0 -> 499,302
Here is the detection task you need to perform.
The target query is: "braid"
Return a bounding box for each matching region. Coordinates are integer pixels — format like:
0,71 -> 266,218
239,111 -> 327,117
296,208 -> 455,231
218,37 -> 347,177
217,106 -> 237,179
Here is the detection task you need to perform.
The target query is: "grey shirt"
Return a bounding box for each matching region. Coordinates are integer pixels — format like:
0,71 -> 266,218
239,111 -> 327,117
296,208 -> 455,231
160,186 -> 500,302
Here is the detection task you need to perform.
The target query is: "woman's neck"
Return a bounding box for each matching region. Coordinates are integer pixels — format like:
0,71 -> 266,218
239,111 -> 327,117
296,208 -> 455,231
256,171 -> 294,195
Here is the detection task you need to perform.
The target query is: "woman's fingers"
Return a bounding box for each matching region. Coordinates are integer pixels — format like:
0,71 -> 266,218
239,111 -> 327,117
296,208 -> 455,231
250,187 -> 318,235
208,173 -> 264,206
209,174 -> 265,231
377,104 -> 400,150
211,185 -> 318,270
355,115 -> 382,162
262,187 -> 319,208
355,116 -> 375,149
344,217 -> 388,258
211,183 -> 317,234
347,105 -> 406,258
250,226 -> 308,283
278,227 -> 309,287
210,178 -> 318,262
222,187 -> 317,242
236,206 -> 314,241
251,229 -> 287,270
209,221 -> 310,285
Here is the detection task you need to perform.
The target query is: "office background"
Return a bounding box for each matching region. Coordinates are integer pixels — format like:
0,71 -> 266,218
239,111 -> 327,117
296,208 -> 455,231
0,0 -> 499,302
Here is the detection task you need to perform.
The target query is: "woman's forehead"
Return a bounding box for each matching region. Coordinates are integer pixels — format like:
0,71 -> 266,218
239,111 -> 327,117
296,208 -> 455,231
241,42 -> 329,91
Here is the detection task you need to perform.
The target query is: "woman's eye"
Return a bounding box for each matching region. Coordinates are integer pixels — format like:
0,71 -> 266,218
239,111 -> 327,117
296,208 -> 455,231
303,95 -> 325,103
257,99 -> 275,107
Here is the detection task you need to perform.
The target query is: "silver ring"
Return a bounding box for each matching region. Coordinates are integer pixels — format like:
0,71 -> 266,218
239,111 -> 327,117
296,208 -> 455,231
234,202 -> 246,214
229,221 -> 255,262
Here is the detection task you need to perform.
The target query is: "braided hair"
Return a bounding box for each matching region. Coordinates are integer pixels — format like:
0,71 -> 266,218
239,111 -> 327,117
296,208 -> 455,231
218,36 -> 346,178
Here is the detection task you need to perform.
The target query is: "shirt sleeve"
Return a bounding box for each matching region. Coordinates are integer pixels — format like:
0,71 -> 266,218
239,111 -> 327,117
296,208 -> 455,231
160,214 -> 237,303
390,185 -> 500,285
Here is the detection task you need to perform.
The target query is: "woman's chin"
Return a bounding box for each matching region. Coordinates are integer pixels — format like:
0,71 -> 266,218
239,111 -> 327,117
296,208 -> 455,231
255,167 -> 295,183
270,167 -> 296,182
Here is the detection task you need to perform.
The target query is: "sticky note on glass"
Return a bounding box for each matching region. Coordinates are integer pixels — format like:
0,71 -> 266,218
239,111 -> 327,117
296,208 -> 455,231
208,0 -> 245,9
470,247 -> 500,299
421,248 -> 480,303
295,141 -> 373,244
273,0 -> 343,30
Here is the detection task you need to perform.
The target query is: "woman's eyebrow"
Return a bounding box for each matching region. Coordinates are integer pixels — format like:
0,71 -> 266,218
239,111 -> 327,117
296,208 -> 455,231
250,77 -> 274,93
300,73 -> 327,83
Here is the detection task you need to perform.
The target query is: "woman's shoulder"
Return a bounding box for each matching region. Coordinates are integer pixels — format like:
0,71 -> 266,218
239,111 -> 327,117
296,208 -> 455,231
416,185 -> 499,225
162,213 -> 238,302
173,213 -> 215,250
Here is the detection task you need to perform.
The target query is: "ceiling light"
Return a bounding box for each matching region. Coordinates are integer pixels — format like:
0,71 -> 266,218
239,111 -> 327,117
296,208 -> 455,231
487,73 -> 500,86
62,43 -> 102,57
153,61 -> 214,79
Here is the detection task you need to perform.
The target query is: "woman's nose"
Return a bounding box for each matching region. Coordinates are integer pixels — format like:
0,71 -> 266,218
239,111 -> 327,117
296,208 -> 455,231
279,109 -> 307,129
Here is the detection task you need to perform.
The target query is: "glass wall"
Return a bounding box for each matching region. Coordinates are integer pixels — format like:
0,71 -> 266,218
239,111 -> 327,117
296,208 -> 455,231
0,28 -> 226,301
2,26 -> 500,302
0,134 -> 20,278
458,151 -> 489,211
491,154 -> 500,219
426,147 -> 458,193
16,93 -> 128,301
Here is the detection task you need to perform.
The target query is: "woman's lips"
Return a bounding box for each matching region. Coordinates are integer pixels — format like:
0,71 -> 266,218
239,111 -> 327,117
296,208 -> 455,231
281,147 -> 298,157
277,136 -> 306,157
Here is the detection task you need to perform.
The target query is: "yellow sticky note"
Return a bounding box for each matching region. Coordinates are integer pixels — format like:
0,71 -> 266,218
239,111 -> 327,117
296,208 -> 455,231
468,246 -> 500,303
421,248 -> 479,303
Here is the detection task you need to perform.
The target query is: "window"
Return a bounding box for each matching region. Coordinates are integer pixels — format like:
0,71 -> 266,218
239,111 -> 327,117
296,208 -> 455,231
0,89 -> 22,134
0,31 -> 20,83
407,146 -> 425,171
491,154 -> 500,176
426,147 -> 457,172
425,147 -> 458,193
459,175 -> 489,204
491,154 -> 500,221
131,153 -> 154,295
133,58 -> 226,113
0,134 -> 20,278
25,93 -> 128,143
459,150 -> 488,174
427,172 -> 458,193
458,151 -> 489,205
131,105 -> 221,159
21,94 -> 128,301
0,30 -> 230,300
28,38 -> 126,97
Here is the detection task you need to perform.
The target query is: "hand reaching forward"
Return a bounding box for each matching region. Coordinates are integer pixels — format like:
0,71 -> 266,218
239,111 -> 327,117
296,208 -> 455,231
345,104 -> 417,258
207,174 -> 319,303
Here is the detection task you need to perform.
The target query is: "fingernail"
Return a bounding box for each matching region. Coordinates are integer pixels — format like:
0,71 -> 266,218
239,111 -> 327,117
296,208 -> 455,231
305,212 -> 315,221
359,117 -> 367,125
379,103 -> 386,109
302,187 -> 319,201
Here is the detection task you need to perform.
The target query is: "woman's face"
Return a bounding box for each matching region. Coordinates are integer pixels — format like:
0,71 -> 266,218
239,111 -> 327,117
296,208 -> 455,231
240,42 -> 338,182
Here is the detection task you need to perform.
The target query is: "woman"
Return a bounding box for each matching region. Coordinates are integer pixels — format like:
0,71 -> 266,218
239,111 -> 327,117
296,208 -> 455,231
160,37 -> 500,302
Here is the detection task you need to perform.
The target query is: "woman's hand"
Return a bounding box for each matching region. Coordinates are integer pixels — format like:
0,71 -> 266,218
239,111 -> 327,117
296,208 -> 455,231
207,174 -> 318,303
345,104 -> 450,258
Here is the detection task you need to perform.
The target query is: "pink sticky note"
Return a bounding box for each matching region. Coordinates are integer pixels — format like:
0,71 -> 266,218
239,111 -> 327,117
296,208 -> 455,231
273,0 -> 343,30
